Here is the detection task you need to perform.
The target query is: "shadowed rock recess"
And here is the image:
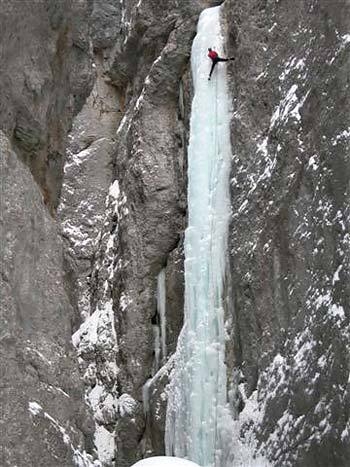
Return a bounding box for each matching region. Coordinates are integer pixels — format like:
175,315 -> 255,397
1,0 -> 349,466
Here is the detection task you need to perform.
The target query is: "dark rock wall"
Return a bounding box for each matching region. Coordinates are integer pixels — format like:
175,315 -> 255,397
223,0 -> 350,465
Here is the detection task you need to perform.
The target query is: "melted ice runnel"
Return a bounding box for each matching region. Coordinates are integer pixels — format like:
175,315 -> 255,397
165,6 -> 232,466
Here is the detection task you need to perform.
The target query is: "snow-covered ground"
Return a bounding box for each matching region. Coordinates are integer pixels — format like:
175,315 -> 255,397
132,457 -> 200,467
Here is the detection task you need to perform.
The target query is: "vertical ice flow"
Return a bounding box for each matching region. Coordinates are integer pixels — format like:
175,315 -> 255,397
157,269 -> 167,364
153,324 -> 161,374
165,6 -> 232,467
143,269 -> 167,419
143,378 -> 152,416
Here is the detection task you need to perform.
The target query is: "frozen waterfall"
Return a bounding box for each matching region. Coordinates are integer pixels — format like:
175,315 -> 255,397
165,6 -> 232,467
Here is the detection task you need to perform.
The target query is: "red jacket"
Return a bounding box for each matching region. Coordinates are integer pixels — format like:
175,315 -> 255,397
208,50 -> 218,60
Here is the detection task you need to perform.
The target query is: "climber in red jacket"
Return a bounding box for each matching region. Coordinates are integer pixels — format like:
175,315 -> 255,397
208,48 -> 234,80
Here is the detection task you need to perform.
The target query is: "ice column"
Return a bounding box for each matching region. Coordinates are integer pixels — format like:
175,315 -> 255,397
152,325 -> 161,374
165,6 -> 232,466
157,269 -> 167,364
144,269 -> 167,418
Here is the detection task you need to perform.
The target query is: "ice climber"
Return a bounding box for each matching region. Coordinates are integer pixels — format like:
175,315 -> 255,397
207,47 -> 234,80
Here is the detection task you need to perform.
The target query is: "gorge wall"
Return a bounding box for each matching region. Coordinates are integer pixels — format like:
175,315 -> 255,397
1,0 -> 349,466
1,1 -> 95,466
223,1 -> 350,465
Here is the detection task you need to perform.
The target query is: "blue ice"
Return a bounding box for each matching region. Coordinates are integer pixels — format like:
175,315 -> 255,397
165,6 -> 232,467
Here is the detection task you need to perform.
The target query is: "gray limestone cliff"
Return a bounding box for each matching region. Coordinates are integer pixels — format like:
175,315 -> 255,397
0,0 -> 94,212
1,0 -> 349,466
0,1 -> 95,466
223,1 -> 350,466
1,133 -> 95,466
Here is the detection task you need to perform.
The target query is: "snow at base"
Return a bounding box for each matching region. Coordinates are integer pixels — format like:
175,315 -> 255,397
131,457 -> 201,467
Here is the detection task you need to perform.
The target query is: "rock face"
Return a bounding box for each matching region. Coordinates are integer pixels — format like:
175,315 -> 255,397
0,0 -> 94,211
1,0 -> 349,466
0,133 -> 95,467
0,1 -> 96,465
223,0 -> 350,465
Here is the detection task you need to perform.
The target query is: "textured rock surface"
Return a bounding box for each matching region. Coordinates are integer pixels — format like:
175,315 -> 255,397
223,0 -> 350,465
58,55 -> 118,326
0,1 -> 96,465
0,133 -> 95,467
0,0 -> 94,211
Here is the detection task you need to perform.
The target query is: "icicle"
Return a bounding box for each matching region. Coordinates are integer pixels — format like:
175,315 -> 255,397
153,325 -> 161,374
165,5 -> 233,467
157,269 -> 167,364
143,378 -> 152,417
144,269 -> 167,417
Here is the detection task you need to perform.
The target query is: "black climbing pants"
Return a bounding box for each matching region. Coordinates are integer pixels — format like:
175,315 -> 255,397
209,57 -> 229,78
